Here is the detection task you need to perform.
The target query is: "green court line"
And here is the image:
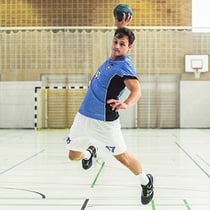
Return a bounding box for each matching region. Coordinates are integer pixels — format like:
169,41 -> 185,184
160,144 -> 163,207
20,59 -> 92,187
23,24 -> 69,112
183,199 -> 191,210
91,161 -> 105,188
151,200 -> 156,210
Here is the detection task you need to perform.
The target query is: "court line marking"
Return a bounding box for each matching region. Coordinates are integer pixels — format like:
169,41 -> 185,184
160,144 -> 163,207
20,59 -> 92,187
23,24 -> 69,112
83,161 -> 105,209
1,203 -> 209,207
0,187 -> 46,199
151,200 -> 156,210
0,204 -> 82,207
91,161 -> 105,188
196,154 -> 210,167
175,142 -> 210,178
183,199 -> 191,210
81,198 -> 89,210
0,149 -> 45,175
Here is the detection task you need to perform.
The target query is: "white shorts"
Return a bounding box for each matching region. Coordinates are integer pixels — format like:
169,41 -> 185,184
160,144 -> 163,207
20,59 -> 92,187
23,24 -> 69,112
66,112 -> 127,155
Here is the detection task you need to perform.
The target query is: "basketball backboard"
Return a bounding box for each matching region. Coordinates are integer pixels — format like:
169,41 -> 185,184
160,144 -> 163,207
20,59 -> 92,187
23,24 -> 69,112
185,55 -> 208,78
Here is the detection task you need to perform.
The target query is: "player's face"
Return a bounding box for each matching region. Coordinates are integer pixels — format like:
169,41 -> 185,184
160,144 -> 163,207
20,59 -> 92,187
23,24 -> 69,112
111,36 -> 132,60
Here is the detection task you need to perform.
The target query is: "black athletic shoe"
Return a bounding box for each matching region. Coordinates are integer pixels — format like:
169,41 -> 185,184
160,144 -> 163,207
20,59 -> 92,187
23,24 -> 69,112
141,174 -> 154,205
82,146 -> 97,170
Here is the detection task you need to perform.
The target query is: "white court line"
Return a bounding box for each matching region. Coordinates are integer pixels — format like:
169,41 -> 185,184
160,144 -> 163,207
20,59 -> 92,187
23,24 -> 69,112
0,149 -> 45,175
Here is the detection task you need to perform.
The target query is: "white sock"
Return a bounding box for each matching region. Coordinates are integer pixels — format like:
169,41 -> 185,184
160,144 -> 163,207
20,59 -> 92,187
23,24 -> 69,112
139,171 -> 149,186
83,150 -> 91,160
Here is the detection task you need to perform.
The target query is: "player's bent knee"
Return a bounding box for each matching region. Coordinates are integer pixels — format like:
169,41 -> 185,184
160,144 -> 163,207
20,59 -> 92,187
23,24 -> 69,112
114,153 -> 130,167
68,153 -> 74,160
68,150 -> 83,160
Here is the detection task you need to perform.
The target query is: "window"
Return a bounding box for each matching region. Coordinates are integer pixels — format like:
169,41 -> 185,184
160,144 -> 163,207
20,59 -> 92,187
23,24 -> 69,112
192,0 -> 210,32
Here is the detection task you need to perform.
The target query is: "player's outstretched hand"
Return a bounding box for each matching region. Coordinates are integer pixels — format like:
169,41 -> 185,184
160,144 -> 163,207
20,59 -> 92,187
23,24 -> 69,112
107,99 -> 128,111
115,13 -> 132,28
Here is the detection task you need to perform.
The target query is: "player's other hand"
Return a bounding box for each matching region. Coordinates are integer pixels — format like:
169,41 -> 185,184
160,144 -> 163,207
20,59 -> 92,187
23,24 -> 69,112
107,99 -> 128,111
115,13 -> 132,28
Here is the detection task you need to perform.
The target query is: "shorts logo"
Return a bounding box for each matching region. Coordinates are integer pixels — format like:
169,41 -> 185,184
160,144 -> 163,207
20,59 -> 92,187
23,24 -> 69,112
66,137 -> 71,144
105,146 -> 116,153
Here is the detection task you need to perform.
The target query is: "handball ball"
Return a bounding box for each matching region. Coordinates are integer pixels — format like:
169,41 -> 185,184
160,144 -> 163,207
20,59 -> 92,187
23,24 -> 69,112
113,4 -> 133,21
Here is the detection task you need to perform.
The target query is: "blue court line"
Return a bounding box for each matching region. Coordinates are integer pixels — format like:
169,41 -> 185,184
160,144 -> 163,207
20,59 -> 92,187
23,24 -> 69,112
175,142 -> 210,178
0,149 -> 45,175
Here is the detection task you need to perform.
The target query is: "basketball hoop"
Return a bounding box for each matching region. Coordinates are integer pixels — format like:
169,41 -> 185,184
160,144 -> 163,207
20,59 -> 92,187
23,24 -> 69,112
193,68 -> 201,79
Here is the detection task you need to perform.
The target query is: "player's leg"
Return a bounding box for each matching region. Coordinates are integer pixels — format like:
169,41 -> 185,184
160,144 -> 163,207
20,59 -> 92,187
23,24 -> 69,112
67,143 -> 97,170
66,113 -> 97,169
68,150 -> 84,160
81,145 -> 97,169
114,152 -> 154,205
101,119 -> 154,205
114,151 -> 141,175
68,146 -> 97,170
141,174 -> 154,205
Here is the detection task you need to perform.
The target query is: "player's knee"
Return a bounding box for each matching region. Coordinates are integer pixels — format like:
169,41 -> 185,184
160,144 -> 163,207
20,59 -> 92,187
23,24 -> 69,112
114,153 -> 130,167
69,152 -> 74,160
68,151 -> 82,160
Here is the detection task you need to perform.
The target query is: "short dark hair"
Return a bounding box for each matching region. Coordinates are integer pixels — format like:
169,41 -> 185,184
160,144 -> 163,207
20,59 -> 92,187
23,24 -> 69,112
114,27 -> 135,45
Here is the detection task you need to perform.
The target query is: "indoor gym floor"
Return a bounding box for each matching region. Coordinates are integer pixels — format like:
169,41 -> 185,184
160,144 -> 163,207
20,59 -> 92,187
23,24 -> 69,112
0,128 -> 210,210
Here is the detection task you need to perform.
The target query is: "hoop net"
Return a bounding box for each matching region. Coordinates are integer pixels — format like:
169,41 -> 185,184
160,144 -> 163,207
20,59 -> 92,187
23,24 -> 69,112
193,68 -> 201,79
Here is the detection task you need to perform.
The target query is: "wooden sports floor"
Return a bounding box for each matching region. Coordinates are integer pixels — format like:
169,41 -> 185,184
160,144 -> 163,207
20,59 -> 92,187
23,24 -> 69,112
0,128 -> 210,210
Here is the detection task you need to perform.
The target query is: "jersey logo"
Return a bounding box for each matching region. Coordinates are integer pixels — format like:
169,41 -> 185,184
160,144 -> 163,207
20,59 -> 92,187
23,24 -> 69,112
105,146 -> 116,153
95,71 -> 101,79
106,64 -> 113,70
66,137 -> 71,144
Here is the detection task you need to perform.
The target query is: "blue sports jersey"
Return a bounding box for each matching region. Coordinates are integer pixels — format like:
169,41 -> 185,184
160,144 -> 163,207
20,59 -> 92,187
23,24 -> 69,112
79,56 -> 138,121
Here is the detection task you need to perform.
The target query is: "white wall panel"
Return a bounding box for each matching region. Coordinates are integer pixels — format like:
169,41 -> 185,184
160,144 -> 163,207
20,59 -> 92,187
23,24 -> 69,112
0,82 -> 41,128
180,81 -> 210,128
